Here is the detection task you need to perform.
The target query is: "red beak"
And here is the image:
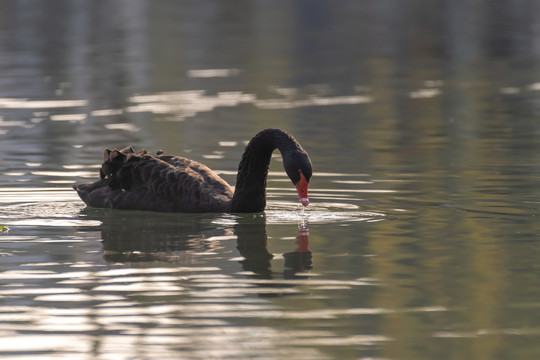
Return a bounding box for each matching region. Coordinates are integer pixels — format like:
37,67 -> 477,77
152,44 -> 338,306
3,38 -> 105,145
295,173 -> 310,207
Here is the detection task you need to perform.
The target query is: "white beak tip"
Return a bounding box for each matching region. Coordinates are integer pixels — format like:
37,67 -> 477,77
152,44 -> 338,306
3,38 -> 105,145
300,198 -> 309,207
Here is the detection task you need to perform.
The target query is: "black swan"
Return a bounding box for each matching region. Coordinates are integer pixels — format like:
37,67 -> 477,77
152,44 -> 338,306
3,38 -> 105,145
73,128 -> 312,213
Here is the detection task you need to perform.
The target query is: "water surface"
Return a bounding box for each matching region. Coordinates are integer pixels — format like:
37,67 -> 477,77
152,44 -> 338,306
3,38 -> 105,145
2,2 -> 540,359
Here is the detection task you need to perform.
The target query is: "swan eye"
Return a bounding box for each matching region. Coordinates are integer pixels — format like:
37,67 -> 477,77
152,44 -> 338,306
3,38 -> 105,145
297,168 -> 311,183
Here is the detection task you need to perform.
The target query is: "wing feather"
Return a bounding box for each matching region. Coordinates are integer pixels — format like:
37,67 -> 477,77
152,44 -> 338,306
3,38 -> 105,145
74,148 -> 233,212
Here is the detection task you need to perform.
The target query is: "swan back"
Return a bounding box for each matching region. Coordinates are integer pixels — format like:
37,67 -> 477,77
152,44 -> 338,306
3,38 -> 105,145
74,146 -> 233,212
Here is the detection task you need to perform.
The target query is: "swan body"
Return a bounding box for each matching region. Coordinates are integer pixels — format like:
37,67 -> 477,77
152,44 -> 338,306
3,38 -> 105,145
73,128 -> 312,213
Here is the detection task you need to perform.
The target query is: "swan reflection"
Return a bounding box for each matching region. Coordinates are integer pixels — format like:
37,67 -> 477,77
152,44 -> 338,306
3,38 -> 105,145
84,208 -> 312,279
236,215 -> 312,279
283,225 -> 312,279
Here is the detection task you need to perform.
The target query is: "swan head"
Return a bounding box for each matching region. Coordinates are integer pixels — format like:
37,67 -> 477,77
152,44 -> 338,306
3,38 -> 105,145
283,150 -> 312,207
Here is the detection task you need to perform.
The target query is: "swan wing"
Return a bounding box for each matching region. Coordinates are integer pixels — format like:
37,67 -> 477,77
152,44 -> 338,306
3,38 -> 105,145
74,148 -> 233,212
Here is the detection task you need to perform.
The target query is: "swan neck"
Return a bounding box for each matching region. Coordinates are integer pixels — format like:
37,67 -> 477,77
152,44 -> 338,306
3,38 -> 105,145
230,129 -> 296,212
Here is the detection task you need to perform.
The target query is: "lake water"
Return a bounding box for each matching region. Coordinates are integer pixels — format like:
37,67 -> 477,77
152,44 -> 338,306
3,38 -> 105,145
2,1 -> 540,359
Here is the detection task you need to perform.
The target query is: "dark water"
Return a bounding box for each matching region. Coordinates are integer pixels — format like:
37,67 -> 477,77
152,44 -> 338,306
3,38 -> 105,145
2,1 -> 540,359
